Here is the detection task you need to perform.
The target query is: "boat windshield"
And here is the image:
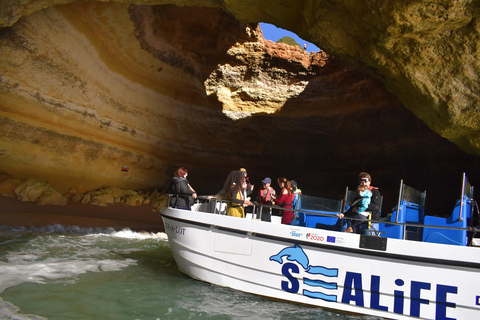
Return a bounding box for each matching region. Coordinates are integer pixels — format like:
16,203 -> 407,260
464,176 -> 474,199
297,194 -> 342,213
345,190 -> 356,207
402,184 -> 426,206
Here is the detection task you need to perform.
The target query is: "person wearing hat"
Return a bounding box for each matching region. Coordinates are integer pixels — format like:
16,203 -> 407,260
256,177 -> 276,221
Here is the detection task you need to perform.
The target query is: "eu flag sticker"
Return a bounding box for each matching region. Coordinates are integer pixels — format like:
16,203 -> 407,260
327,236 -> 335,243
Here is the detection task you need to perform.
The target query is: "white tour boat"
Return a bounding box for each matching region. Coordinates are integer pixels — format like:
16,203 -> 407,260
159,173 -> 480,319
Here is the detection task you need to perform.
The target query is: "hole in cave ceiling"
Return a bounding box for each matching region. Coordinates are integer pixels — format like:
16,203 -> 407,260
259,23 -> 321,52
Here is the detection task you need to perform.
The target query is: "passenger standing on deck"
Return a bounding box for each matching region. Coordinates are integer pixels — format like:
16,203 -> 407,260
165,167 -> 197,210
240,168 -> 254,200
290,180 -> 302,209
240,168 -> 254,215
273,177 -> 295,224
223,170 -> 253,218
337,172 -> 382,234
256,177 -> 276,221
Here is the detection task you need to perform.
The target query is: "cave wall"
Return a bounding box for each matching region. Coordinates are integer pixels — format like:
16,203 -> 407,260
0,1 -> 479,215
2,0 -> 480,155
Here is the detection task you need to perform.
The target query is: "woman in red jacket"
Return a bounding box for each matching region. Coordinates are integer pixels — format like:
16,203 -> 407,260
273,177 -> 295,224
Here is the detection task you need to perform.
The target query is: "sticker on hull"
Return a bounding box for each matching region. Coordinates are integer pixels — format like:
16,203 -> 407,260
270,244 -> 339,302
270,244 -> 471,319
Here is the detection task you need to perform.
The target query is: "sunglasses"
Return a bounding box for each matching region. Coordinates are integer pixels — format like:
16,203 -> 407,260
359,179 -> 369,183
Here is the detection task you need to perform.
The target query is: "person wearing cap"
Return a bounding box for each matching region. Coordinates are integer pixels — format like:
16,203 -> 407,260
256,177 -> 276,221
257,177 -> 276,204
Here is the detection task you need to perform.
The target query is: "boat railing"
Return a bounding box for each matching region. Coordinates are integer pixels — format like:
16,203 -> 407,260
459,172 -> 474,222
421,173 -> 478,246
166,194 -> 477,234
165,173 -> 479,246
166,193 -> 476,230
378,180 -> 427,240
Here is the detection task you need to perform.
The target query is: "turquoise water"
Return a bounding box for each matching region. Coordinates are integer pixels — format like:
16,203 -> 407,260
0,224 -> 369,320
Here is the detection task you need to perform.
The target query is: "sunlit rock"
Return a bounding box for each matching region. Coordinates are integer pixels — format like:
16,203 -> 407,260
0,1 -> 479,215
15,179 -> 68,205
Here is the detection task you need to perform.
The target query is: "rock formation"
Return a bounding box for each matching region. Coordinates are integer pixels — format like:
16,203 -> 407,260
2,1 -> 480,154
1,1 -> 479,215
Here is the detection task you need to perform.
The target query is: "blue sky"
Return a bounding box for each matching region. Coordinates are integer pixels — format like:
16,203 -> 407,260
259,23 -> 321,52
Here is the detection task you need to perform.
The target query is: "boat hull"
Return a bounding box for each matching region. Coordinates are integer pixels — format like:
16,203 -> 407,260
160,207 -> 480,320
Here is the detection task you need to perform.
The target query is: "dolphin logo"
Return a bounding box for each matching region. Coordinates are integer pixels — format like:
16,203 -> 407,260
270,244 -> 339,303
269,244 -> 309,270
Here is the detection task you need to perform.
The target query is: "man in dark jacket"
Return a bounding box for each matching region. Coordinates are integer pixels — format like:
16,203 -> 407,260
340,172 -> 382,234
166,167 -> 197,210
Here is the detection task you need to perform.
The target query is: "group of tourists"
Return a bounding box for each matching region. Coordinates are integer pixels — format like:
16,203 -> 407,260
165,167 -> 381,234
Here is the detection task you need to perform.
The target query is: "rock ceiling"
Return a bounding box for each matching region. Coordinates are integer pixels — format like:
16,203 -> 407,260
1,1 -> 479,214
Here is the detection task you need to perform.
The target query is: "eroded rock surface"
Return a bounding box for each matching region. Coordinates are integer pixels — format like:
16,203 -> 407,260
1,1 -> 479,214
2,0 -> 480,154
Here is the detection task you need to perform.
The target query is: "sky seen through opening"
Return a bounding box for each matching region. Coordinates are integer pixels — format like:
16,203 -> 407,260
259,23 -> 321,52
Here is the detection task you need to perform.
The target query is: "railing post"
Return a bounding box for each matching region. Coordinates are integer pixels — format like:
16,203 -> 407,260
459,172 -> 466,222
342,187 -> 349,213
395,179 -> 403,223
212,198 -> 217,214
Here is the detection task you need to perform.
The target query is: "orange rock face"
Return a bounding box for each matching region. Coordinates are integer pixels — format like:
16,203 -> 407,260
0,3 -> 479,214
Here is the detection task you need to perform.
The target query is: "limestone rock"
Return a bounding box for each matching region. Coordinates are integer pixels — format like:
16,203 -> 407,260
71,193 -> 83,203
1,1 -> 480,154
205,41 -> 328,119
37,187 -> 69,206
90,194 -> 115,207
80,188 -> 137,206
80,194 -> 91,205
0,2 -> 479,215
15,179 -> 49,202
0,178 -> 22,197
14,179 -> 68,205
124,194 -> 146,206
150,194 -> 169,210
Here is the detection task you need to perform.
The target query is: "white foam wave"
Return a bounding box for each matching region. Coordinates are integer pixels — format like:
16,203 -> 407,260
109,228 -> 168,240
0,253 -> 137,320
0,256 -> 137,293
0,228 -> 169,294
0,224 -> 169,319
0,298 -> 47,320
0,224 -> 167,320
0,247 -> 138,318
0,224 -> 168,240
0,223 -> 116,235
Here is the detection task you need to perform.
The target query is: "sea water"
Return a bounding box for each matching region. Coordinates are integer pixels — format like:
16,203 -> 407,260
0,224 -> 374,320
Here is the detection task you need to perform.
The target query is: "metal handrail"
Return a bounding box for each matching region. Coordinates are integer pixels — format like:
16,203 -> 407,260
168,195 -> 258,215
166,193 -> 478,233
395,179 -> 403,224
341,187 -> 349,213
459,172 -> 466,222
